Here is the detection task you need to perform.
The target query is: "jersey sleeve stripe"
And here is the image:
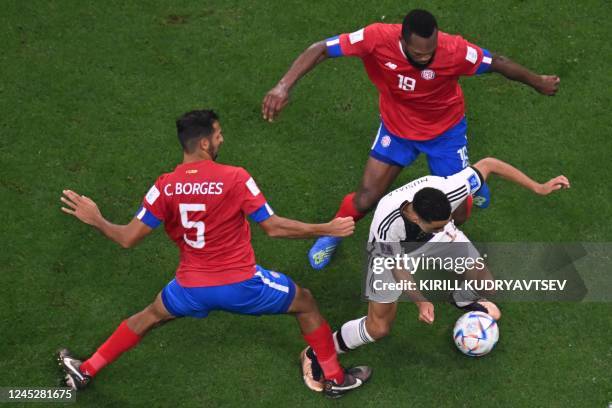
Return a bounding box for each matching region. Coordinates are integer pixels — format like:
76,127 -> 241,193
382,215 -> 402,240
446,185 -> 465,197
377,209 -> 401,237
475,49 -> 493,75
135,206 -> 162,229
447,186 -> 468,201
248,202 -> 274,223
448,191 -> 468,203
379,212 -> 402,241
325,35 -> 344,58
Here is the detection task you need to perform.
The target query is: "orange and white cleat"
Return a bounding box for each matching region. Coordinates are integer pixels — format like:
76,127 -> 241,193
299,347 -> 324,392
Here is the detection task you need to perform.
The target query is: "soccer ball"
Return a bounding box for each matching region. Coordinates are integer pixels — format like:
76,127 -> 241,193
453,311 -> 499,356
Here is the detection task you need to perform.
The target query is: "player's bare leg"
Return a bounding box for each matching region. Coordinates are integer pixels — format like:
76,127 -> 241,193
288,285 -> 326,333
364,302 -> 399,341
353,157 -> 404,214
57,292 -> 175,390
289,285 -> 372,397
309,157 -> 403,270
451,265 -> 502,320
331,301 -> 398,358
125,293 -> 176,336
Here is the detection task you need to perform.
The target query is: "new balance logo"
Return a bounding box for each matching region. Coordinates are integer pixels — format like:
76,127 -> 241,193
385,62 -> 397,70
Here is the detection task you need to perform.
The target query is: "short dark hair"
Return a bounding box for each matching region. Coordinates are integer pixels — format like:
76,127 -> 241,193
176,109 -> 219,153
412,187 -> 451,223
402,9 -> 438,40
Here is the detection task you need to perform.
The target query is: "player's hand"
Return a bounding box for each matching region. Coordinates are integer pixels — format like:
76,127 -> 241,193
416,301 -> 435,324
535,75 -> 560,96
535,175 -> 570,195
61,189 -> 103,227
326,217 -> 356,237
262,82 -> 290,122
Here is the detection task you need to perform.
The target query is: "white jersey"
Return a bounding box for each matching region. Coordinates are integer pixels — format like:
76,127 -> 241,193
369,167 -> 483,243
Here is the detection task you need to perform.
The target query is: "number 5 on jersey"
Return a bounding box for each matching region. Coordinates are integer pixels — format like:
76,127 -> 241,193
179,203 -> 206,248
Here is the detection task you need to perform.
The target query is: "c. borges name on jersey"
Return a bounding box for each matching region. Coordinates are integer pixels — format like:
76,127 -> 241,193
161,182 -> 224,196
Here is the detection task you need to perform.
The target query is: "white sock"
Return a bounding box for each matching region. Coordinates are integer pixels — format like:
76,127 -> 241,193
333,316 -> 374,354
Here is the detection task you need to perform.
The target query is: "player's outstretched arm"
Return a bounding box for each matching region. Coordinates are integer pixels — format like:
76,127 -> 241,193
262,40 -> 329,122
258,214 -> 354,239
489,54 -> 560,96
472,157 -> 570,195
61,189 -> 153,248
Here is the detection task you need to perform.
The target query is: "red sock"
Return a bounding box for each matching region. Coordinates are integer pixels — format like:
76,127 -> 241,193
303,322 -> 345,384
334,192 -> 366,221
80,320 -> 142,377
465,195 -> 473,221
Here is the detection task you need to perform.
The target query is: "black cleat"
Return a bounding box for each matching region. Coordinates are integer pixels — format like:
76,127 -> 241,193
450,292 -> 502,320
323,366 -> 372,399
56,348 -> 91,390
451,299 -> 490,314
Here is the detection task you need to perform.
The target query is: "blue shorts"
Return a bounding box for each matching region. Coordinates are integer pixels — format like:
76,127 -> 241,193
161,265 -> 297,318
370,117 -> 469,177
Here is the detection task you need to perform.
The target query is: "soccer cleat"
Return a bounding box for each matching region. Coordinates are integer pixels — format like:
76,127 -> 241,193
451,295 -> 501,320
300,347 -> 324,392
323,366 -> 372,399
451,299 -> 490,314
56,348 -> 91,390
473,182 -> 491,209
308,236 -> 342,270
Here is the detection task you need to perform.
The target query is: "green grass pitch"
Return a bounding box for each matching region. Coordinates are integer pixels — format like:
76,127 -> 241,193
1,1 -> 611,406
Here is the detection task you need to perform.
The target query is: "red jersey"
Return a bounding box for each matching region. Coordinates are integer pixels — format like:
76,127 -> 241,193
326,23 -> 492,140
135,159 -> 274,287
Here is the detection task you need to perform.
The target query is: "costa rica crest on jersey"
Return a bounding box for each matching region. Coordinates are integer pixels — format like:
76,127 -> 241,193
421,69 -> 436,80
